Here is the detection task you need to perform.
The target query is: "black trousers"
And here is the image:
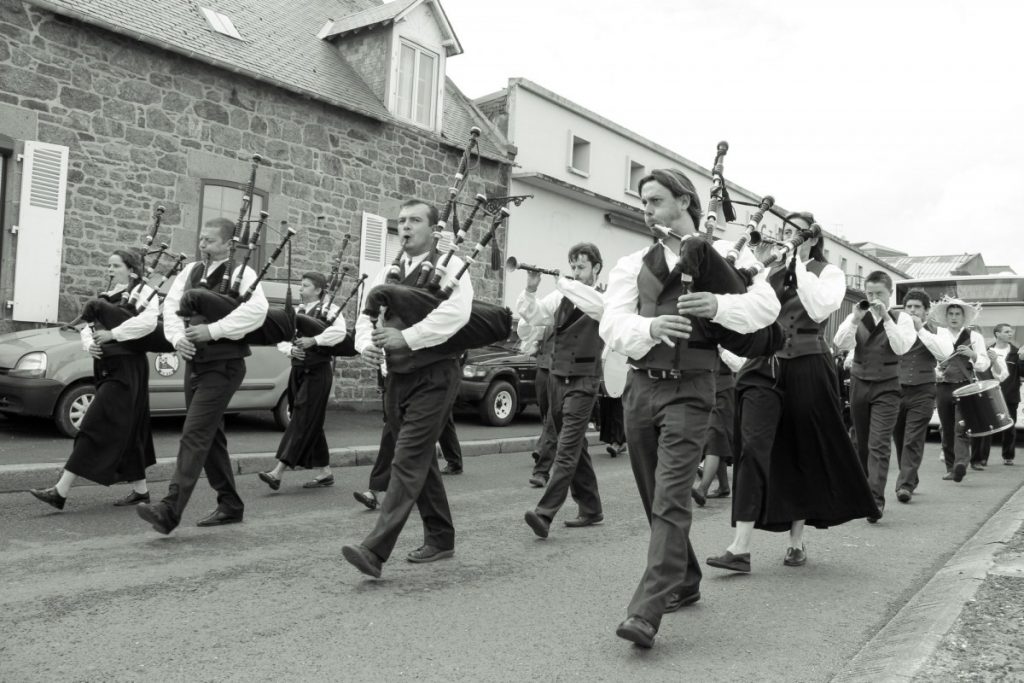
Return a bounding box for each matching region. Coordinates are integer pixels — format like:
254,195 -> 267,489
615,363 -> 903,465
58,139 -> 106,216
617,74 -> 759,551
936,381 -> 971,471
622,370 -> 713,631
368,400 -> 462,491
161,358 -> 246,527
534,374 -> 601,522
362,359 -> 460,562
893,383 -> 936,492
850,376 -> 901,509
532,367 -> 558,477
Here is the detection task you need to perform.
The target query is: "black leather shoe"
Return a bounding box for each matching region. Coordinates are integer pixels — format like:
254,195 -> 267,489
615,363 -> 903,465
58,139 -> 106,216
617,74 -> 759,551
136,502 -> 174,535
1006,459 -> 1015,466
691,488 -> 706,507
970,463 -> 985,471
953,463 -> 967,482
784,546 -> 807,566
342,544 -> 383,578
664,590 -> 700,612
564,513 -> 604,528
524,510 -> 550,538
896,487 -> 912,503
407,544 -> 454,563
302,475 -> 334,489
528,473 -> 548,488
29,487 -> 66,511
615,616 -> 657,648
196,509 -> 243,527
113,490 -> 150,507
441,464 -> 463,475
258,471 -> 281,491
706,550 -> 751,573
707,488 -> 731,499
353,490 -> 380,510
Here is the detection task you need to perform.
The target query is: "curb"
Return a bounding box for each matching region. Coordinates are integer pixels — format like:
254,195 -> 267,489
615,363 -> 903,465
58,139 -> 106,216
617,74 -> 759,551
831,478 -> 1024,682
0,433 -> 602,493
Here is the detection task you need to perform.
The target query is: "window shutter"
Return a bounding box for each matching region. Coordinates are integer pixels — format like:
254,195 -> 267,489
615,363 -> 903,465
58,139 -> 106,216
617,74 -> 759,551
359,211 -> 389,288
13,141 -> 69,323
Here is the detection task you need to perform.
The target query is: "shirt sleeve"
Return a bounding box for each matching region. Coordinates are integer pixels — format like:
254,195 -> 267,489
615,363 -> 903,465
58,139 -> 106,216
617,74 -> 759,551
313,312 -> 348,347
161,263 -> 193,348
401,255 -> 473,350
991,351 -> 1009,382
971,331 -> 991,372
207,265 -> 270,340
794,261 -> 846,323
111,284 -> 159,341
917,326 -> 953,360
710,277 -> 781,333
883,312 -> 918,355
598,249 -> 660,359
833,313 -> 858,351
719,348 -> 746,373
556,278 -> 604,321
516,288 -> 560,328
355,268 -> 388,355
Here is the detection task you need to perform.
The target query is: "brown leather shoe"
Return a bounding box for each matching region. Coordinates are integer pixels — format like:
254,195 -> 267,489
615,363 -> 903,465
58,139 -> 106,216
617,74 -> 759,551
616,616 -> 657,648
342,544 -> 383,578
406,544 -> 454,563
113,490 -> 150,507
564,513 -> 604,528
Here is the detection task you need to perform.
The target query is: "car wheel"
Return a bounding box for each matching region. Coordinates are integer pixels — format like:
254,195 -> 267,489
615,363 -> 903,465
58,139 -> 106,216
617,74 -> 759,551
54,383 -> 96,438
480,380 -> 517,427
272,393 -> 291,431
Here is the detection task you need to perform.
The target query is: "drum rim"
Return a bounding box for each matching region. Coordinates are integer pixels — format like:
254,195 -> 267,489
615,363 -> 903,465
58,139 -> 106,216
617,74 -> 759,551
966,421 -> 1014,437
953,379 -> 1002,397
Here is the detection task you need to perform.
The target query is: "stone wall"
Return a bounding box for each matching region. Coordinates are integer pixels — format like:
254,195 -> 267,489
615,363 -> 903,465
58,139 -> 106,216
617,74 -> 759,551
0,0 -> 512,404
334,26 -> 390,104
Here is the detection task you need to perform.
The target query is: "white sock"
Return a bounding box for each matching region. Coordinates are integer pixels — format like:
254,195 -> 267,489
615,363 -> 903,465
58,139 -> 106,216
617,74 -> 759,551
55,471 -> 77,498
131,480 -> 148,494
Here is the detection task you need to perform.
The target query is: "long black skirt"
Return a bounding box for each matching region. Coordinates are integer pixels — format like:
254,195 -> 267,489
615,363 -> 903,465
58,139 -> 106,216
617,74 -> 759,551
65,353 -> 156,485
704,385 -> 736,464
275,362 -> 332,469
732,354 -> 879,532
598,395 -> 625,445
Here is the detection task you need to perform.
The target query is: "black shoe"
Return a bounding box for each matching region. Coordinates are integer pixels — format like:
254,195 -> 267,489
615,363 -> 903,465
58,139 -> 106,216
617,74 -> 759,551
302,474 -> 334,489
137,502 -> 174,535
342,544 -> 383,578
564,513 -> 604,528
524,510 -> 550,538
616,616 -> 657,648
113,490 -> 150,507
441,464 -> 463,475
528,473 -> 548,488
196,509 -> 243,527
706,551 -> 751,573
970,463 -> 985,471
664,590 -> 700,612
707,488 -> 731,499
258,471 -> 281,491
953,463 -> 967,482
691,488 -> 706,507
353,490 -> 380,510
896,487 -> 912,503
407,544 -> 454,563
1005,459 -> 1015,466
29,487 -> 66,511
867,505 -> 884,524
784,546 -> 807,567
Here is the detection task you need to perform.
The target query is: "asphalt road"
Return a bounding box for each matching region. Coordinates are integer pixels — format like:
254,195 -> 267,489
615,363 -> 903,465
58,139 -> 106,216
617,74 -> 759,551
0,406 -> 545,466
1,444 -> 1022,682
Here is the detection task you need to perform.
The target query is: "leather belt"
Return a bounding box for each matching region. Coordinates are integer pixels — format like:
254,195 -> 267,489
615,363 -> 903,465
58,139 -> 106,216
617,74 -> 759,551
637,368 -> 682,380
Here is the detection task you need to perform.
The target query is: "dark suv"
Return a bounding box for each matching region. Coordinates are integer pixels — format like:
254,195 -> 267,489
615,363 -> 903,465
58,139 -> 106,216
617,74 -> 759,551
458,339 -> 538,426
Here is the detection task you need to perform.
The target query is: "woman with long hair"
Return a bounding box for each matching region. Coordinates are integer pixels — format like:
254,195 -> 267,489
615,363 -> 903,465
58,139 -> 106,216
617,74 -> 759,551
29,249 -> 158,510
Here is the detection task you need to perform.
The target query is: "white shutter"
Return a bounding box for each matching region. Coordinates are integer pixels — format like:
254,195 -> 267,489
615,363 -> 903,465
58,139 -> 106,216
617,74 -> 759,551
359,211 -> 389,287
13,141 -> 69,323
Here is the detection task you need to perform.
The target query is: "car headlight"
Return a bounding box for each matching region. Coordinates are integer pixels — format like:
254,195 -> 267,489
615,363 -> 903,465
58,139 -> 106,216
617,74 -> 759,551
462,364 -> 488,379
10,351 -> 48,378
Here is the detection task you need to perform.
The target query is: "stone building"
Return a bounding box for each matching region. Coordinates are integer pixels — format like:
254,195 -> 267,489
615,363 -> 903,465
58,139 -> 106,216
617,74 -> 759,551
0,0 -> 514,403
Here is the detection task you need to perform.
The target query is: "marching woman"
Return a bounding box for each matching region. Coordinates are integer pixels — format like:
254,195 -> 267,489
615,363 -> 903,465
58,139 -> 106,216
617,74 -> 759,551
706,212 -> 878,574
258,272 -> 347,491
29,249 -> 158,510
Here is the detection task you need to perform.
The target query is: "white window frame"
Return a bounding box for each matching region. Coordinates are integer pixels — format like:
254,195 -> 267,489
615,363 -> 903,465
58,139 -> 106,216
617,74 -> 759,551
199,7 -> 243,40
625,157 -> 645,197
567,132 -> 591,178
391,38 -> 442,131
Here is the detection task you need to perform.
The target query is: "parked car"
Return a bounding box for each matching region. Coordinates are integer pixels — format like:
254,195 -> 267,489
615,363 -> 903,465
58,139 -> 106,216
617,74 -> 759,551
0,280 -> 298,438
458,339 -> 538,427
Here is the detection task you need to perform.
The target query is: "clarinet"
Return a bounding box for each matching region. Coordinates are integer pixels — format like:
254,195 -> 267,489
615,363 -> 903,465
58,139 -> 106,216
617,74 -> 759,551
427,193 -> 488,292
726,195 -> 775,264
702,141 -> 729,241
437,207 -> 509,300
219,154 -> 262,294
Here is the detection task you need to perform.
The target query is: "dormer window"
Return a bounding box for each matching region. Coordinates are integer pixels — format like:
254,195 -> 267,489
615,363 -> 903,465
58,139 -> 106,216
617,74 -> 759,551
396,40 -> 439,128
200,7 -> 243,40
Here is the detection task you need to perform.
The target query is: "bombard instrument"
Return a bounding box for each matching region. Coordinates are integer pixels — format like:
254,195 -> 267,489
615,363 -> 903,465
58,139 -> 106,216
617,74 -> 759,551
703,141 -> 729,240
857,299 -> 871,311
505,256 -> 560,278
727,195 -> 775,264
762,222 -> 822,268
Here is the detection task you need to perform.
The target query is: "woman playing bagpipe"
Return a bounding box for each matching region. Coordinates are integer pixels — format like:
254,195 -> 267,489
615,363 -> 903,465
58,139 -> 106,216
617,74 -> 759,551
30,249 -> 158,511
706,212 -> 879,575
258,270 -> 349,491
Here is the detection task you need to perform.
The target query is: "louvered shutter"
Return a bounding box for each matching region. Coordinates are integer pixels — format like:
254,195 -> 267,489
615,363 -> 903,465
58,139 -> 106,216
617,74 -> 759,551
13,141 -> 69,323
359,212 -> 389,288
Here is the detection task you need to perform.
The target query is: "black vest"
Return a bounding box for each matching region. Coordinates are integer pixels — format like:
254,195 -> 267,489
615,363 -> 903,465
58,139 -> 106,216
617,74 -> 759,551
630,246 -> 717,372
382,259 -> 460,374
294,303 -> 333,368
851,310 -> 901,381
549,295 -> 604,378
771,260 -> 832,359
96,287 -> 145,358
716,355 -> 735,390
187,262 -> 250,363
898,322 -> 939,386
535,325 -> 555,371
941,328 -> 974,384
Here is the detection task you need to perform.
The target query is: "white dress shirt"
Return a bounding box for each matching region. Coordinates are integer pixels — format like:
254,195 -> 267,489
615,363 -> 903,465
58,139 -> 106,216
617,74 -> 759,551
162,259 -> 269,348
833,309 -> 917,355
354,250 -> 473,355
934,326 -> 991,374
916,324 -> 954,361
302,301 -> 347,347
516,277 -> 604,344
719,347 -> 747,374
789,258 -> 847,323
110,283 -> 159,342
599,237 -> 781,360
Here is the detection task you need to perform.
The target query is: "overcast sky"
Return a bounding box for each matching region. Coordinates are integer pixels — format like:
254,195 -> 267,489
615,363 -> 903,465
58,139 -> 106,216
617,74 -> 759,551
443,0 -> 1024,272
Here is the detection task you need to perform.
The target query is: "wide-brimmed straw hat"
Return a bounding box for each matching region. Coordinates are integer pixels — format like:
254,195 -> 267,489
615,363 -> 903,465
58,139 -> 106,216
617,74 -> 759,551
929,296 -> 980,326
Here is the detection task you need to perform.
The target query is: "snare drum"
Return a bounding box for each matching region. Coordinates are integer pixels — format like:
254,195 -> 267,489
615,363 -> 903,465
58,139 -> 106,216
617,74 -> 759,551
954,379 -> 1014,437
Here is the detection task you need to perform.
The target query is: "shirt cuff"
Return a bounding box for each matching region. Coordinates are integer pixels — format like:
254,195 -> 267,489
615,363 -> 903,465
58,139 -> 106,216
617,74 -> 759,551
207,321 -> 224,340
403,327 -> 425,351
